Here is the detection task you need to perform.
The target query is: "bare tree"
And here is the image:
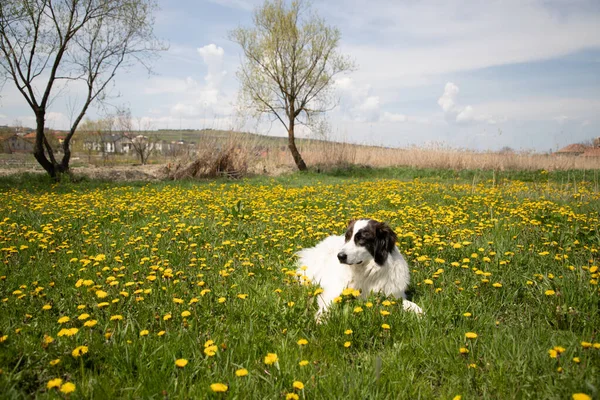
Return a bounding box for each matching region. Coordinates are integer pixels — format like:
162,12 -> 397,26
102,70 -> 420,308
230,0 -> 354,171
116,108 -> 155,165
0,0 -> 165,179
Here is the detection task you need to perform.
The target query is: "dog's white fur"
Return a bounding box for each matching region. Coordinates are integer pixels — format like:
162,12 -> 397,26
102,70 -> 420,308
297,219 -> 423,318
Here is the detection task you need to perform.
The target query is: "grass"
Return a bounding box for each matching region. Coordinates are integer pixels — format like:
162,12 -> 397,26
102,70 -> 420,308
0,168 -> 599,399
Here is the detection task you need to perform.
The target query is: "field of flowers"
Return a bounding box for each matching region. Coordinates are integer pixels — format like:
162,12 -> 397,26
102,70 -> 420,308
0,170 -> 599,399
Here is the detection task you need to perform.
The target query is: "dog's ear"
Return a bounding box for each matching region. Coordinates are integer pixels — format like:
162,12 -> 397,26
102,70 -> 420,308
374,222 -> 397,265
344,219 -> 356,242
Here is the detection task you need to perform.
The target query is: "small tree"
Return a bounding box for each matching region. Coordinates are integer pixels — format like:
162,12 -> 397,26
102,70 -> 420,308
0,0 -> 164,179
116,108 -> 155,165
230,0 -> 353,171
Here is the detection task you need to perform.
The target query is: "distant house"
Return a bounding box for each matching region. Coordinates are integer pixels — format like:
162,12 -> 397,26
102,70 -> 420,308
0,133 -> 34,153
581,148 -> 600,157
83,133 -> 133,154
556,144 -> 588,155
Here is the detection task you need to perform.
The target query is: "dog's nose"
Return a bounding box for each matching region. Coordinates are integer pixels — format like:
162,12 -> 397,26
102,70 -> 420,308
337,252 -> 347,263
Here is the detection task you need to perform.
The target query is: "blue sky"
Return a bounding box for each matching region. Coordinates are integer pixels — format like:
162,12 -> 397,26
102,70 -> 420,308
1,0 -> 599,151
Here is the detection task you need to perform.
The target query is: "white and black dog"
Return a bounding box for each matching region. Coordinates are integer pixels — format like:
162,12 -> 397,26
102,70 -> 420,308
297,219 -> 423,318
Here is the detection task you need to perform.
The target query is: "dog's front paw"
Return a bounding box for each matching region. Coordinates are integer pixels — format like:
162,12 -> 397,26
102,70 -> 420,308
402,300 -> 424,315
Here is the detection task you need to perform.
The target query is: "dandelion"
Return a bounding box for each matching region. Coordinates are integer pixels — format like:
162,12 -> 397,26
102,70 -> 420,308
181,311 -> 191,318
210,383 -> 228,392
264,352 -> 279,365
42,304 -> 52,310
110,315 -> 123,321
380,310 -> 390,316
49,359 -> 61,366
96,290 -> 108,298
297,338 -> 308,346
84,320 -> 97,328
465,332 -> 478,339
47,378 -> 63,389
175,359 -> 188,368
459,347 -> 469,354
57,316 -> 70,324
353,306 -> 363,313
572,394 -> 592,400
158,331 -> 166,336
344,341 -> 351,348
204,345 -> 218,356
293,381 -> 304,390
72,346 -> 88,357
235,368 -> 248,377
545,290 -> 556,296
78,313 -> 90,320
463,312 -> 472,317
344,329 -> 353,335
299,360 -> 309,366
381,324 -> 390,330
581,342 -> 592,348
140,330 -> 149,337
286,394 -> 299,400
60,382 -> 76,394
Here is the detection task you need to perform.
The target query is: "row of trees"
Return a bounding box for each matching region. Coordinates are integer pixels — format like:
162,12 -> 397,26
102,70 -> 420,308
0,0 -> 352,179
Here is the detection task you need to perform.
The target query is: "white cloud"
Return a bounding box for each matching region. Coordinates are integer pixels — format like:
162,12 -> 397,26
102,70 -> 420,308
333,1 -> 600,90
144,77 -> 199,95
197,44 -> 227,88
381,112 -> 407,123
437,82 -> 495,125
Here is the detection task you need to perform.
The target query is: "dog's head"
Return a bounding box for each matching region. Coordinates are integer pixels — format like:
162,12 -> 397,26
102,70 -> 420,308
337,219 -> 397,266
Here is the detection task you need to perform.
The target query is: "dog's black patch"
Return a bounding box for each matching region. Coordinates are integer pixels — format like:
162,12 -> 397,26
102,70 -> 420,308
353,220 -> 397,265
344,220 -> 356,242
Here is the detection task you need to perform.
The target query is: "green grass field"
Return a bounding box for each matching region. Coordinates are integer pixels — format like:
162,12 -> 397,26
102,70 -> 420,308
0,168 -> 599,399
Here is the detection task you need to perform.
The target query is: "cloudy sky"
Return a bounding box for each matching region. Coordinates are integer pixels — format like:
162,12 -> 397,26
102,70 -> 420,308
1,0 -> 599,151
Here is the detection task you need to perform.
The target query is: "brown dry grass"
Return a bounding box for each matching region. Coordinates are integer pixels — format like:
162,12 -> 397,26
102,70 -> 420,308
267,140 -> 600,172
165,135 -> 600,177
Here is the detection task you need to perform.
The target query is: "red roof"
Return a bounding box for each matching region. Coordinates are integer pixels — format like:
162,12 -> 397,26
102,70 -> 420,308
581,148 -> 600,157
556,144 -> 588,154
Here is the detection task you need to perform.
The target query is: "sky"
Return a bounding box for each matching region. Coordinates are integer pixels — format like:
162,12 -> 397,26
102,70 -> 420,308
1,0 -> 599,151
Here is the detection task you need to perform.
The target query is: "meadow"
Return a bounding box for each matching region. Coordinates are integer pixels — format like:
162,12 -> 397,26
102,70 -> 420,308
0,168 -> 599,399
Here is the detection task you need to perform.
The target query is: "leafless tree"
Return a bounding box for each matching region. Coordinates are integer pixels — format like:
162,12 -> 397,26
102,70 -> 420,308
0,0 -> 165,179
116,108 -> 155,165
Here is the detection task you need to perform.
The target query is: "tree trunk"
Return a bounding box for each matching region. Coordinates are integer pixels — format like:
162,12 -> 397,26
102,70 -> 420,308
32,111 -> 57,179
287,118 -> 307,171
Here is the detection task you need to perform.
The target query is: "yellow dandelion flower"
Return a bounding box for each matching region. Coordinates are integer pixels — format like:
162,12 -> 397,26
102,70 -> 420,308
299,360 -> 309,366
344,341 -> 351,348
71,345 -> 88,358
47,378 -> 63,389
286,393 -> 299,400
60,382 -> 76,394
353,306 -> 363,313
344,329 -> 353,335
381,323 -> 391,330
175,359 -> 188,368
140,330 -> 149,336
572,394 -> 591,400
264,353 -> 279,365
235,368 -> 248,377
218,297 -> 226,303
57,316 -> 70,324
210,383 -> 228,392
297,338 -> 308,346
181,311 -> 191,318
545,289 -> 556,296
293,381 -> 304,390
465,332 -> 478,339
84,320 -> 97,328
